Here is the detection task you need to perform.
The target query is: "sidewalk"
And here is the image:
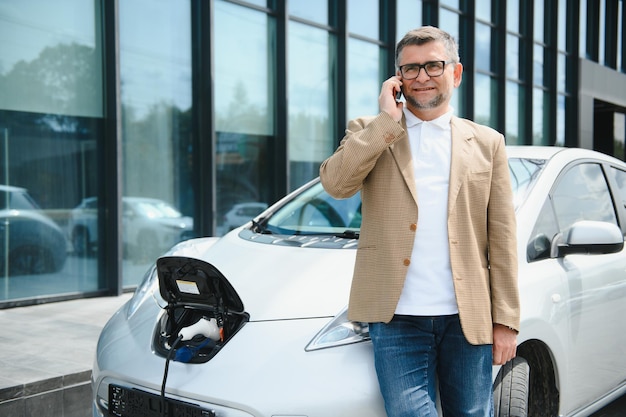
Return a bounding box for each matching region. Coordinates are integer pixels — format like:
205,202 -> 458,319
0,293 -> 132,417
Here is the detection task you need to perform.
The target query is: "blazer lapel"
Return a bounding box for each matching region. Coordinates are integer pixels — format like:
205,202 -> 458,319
448,117 -> 475,213
389,115 -> 419,205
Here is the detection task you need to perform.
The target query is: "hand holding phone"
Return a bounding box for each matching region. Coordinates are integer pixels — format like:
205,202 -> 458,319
379,76 -> 404,122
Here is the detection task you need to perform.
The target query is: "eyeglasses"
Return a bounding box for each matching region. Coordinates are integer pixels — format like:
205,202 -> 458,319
398,60 -> 455,79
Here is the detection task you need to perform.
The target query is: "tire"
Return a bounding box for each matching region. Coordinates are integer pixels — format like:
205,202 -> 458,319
9,244 -> 54,276
494,357 -> 530,417
72,227 -> 91,257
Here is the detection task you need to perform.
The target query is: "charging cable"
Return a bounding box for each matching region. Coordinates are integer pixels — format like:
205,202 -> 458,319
161,334 -> 182,417
160,317 -> 223,416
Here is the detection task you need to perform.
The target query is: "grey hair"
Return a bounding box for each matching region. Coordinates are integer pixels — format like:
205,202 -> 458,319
395,26 -> 460,66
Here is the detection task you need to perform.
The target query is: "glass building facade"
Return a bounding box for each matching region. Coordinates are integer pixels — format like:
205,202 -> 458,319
1,0 -> 625,307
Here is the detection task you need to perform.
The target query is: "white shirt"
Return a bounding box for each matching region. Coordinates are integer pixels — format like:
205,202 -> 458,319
395,108 -> 459,316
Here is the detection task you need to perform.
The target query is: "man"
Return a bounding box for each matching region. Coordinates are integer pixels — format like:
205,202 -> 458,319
319,26 -> 519,416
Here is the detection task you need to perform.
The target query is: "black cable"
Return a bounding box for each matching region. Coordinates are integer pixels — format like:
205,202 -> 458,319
161,335 -> 183,417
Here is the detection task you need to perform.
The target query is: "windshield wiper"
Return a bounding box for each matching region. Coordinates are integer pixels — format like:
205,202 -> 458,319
334,230 -> 359,239
251,218 -> 272,234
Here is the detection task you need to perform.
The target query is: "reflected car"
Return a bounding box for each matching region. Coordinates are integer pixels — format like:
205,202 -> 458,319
0,185 -> 67,276
69,197 -> 193,259
222,202 -> 268,232
93,147 -> 626,417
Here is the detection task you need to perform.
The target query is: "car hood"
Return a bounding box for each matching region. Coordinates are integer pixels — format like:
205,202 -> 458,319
163,230 -> 357,321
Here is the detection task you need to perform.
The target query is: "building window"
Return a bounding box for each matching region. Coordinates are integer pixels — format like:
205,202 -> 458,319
288,0 -> 328,24
438,7 -> 461,115
214,0 -> 276,236
119,0 -> 193,283
396,0 -> 423,40
348,0 -> 379,39
288,22 -> 334,190
0,0 -> 104,301
347,38 -> 381,121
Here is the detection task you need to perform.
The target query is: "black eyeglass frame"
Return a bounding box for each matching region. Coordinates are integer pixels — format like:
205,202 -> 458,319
397,60 -> 456,79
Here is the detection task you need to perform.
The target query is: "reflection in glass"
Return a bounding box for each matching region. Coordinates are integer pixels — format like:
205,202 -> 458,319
396,0 -> 422,42
557,53 -> 566,93
534,0 -> 544,43
476,0 -> 491,22
438,9 -> 461,115
558,0 -> 567,51
610,166 -> 626,204
556,94 -> 565,146
507,0 -> 519,32
288,0 -> 327,24
215,1 -> 273,135
474,74 -> 495,128
552,164 -> 618,230
533,44 -> 544,86
119,0 -> 193,284
579,0 -> 588,58
347,39 -> 380,121
0,0 -> 102,116
599,0 -> 606,66
475,23 -> 491,72
289,22 -> 334,190
348,0 -> 379,39
506,34 -> 520,79
0,0 -> 103,302
214,1 -> 275,236
533,88 -> 546,145
506,81 -> 521,144
439,9 -> 460,44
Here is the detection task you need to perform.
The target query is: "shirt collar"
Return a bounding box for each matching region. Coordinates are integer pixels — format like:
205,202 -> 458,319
403,107 -> 454,130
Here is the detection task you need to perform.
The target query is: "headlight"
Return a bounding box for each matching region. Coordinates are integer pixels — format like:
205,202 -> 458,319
126,265 -> 160,318
305,307 -> 370,351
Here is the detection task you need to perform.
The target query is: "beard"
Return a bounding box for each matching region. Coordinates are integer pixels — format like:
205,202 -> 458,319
405,91 -> 448,110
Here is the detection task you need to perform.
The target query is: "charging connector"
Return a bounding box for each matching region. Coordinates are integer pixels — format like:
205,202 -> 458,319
179,317 -> 222,341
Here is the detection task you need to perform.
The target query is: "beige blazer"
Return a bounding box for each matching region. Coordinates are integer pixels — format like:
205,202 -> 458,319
319,111 -> 519,345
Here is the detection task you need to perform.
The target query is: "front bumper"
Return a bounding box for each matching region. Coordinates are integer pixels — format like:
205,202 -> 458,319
93,301 -> 385,417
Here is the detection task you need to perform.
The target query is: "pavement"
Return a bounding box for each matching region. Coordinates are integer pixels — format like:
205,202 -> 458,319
0,293 -> 133,417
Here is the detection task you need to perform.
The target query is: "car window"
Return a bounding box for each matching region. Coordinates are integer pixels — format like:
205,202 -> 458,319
527,199 -> 559,261
609,167 -> 626,211
509,158 -> 545,209
551,163 -> 617,230
528,163 -> 618,262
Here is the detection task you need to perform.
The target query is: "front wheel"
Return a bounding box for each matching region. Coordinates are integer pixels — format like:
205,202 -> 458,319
493,357 -> 530,417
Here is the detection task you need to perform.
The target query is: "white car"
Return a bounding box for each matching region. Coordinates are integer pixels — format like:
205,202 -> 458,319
0,185 -> 67,275
69,197 -> 193,259
93,146 -> 626,417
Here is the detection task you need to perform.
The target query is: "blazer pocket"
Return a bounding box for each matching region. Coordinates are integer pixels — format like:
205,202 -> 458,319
468,170 -> 491,182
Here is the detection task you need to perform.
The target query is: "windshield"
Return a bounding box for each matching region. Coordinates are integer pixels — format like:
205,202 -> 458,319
262,157 -> 546,236
264,184 -> 361,235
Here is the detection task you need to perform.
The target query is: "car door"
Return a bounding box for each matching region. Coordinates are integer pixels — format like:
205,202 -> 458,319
549,161 -> 626,412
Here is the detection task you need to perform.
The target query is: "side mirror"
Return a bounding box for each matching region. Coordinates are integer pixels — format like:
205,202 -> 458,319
552,220 -> 624,258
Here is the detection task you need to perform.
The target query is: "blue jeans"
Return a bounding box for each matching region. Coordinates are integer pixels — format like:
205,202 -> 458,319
369,315 -> 493,417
